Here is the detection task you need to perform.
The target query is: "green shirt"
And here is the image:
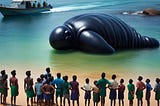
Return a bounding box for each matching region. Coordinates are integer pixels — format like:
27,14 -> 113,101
127,83 -> 135,100
96,78 -> 111,97
62,81 -> 70,95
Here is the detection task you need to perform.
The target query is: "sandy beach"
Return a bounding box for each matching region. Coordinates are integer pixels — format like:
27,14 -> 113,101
1,65 -> 159,106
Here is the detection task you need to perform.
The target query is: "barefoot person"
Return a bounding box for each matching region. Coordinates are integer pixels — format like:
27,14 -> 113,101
41,78 -> 55,106
24,71 -> 35,106
10,70 -> 19,105
96,72 -> 111,106
128,79 -> 135,106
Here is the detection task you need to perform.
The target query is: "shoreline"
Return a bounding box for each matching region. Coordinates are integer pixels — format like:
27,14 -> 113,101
1,65 -> 159,106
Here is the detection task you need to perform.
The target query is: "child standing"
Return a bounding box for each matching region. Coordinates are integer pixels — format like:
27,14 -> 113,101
136,76 -> 146,106
108,74 -> 118,106
81,78 -> 92,106
127,79 -> 135,106
62,75 -> 70,106
70,75 -> 80,106
10,70 -> 19,105
35,78 -> 43,105
24,71 -> 35,106
2,74 -> 8,105
154,78 -> 160,106
118,79 -> 125,106
145,79 -> 152,106
96,72 -> 111,106
53,73 -> 64,106
92,80 -> 100,106
41,79 -> 55,106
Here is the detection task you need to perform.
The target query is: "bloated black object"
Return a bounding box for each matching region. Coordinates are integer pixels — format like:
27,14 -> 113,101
49,13 -> 159,54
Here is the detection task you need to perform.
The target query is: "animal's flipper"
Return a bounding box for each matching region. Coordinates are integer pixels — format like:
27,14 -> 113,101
79,30 -> 115,54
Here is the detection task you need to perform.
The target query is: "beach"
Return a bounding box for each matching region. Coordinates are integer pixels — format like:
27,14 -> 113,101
0,65 -> 159,106
0,0 -> 160,105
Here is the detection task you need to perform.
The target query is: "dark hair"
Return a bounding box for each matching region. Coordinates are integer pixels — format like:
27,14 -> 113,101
37,78 -> 41,82
3,74 -> 8,80
138,76 -> 143,81
46,78 -> 50,84
63,76 -> 68,81
156,78 -> 160,83
57,73 -> 61,78
11,70 -> 16,76
49,76 -> 54,81
146,79 -> 150,83
46,67 -> 50,73
120,79 -> 124,84
129,79 -> 133,84
85,78 -> 89,84
101,72 -> 105,79
26,71 -> 31,77
1,70 -> 5,75
94,80 -> 97,85
73,75 -> 77,81
40,74 -> 44,79
112,74 -> 116,80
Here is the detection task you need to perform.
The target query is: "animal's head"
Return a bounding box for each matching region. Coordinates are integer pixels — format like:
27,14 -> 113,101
49,26 -> 72,50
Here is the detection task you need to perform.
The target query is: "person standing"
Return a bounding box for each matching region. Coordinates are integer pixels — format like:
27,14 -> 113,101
10,70 -> 19,105
81,78 -> 92,106
154,78 -> 160,106
145,79 -> 152,106
70,75 -> 80,106
108,74 -> 118,106
92,80 -> 100,106
136,76 -> 146,106
118,79 -> 125,106
35,78 -> 43,105
24,71 -> 35,106
96,72 -> 111,106
127,79 -> 135,106
53,73 -> 64,106
62,75 -> 71,106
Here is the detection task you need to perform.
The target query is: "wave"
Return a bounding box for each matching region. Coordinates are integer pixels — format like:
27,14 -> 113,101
122,11 -> 143,15
42,3 -> 101,13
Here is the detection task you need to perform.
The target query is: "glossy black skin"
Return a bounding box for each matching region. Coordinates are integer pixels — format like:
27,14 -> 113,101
49,13 -> 159,54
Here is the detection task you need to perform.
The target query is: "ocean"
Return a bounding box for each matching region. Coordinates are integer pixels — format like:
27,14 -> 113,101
0,0 -> 160,74
0,0 -> 160,105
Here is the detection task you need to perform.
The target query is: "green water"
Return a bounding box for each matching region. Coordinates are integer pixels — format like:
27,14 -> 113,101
0,0 -> 160,75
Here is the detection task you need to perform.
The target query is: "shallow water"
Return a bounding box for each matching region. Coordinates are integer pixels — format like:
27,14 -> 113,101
0,0 -> 160,105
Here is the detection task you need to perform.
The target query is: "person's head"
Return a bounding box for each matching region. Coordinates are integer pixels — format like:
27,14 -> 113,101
72,75 -> 77,81
120,79 -> 124,84
94,80 -> 97,86
156,78 -> 160,83
63,75 -> 68,82
49,25 -> 73,50
40,74 -> 44,79
3,74 -> 8,80
129,79 -> 133,84
26,71 -> 31,77
85,78 -> 89,84
138,76 -> 143,81
11,70 -> 16,77
1,70 -> 5,76
57,73 -> 61,78
46,78 -> 50,84
101,72 -> 105,79
146,79 -> 150,84
46,67 -> 50,73
50,76 -> 54,81
112,74 -> 116,80
37,78 -> 41,83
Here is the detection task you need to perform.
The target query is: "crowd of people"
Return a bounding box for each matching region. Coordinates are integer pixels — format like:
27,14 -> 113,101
0,68 -> 160,106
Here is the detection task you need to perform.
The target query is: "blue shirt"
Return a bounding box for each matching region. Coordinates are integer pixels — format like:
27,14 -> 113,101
35,82 -> 43,95
53,78 -> 64,89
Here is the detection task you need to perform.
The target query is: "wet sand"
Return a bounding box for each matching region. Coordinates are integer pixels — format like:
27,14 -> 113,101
1,65 -> 159,106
